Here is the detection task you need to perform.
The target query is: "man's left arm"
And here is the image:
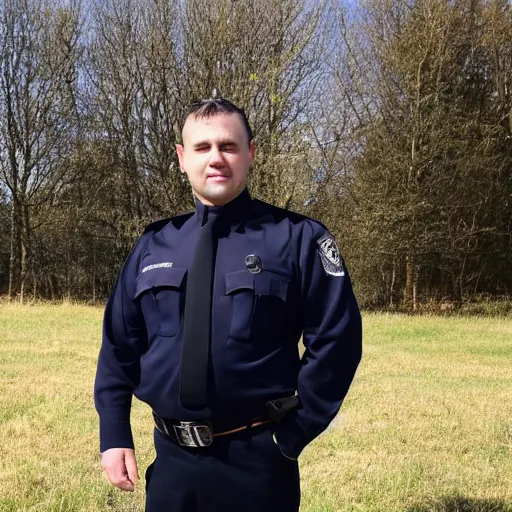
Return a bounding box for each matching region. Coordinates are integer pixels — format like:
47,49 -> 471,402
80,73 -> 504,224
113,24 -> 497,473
275,221 -> 362,460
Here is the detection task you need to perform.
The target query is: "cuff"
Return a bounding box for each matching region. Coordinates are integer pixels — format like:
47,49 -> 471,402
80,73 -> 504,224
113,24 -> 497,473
274,413 -> 309,460
272,433 -> 298,461
98,409 -> 134,453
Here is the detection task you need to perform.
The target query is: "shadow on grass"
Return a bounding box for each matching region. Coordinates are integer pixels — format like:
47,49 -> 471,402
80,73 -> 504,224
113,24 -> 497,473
406,496 -> 512,512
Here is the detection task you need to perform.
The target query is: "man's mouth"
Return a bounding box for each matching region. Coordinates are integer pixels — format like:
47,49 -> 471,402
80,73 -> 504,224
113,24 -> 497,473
206,173 -> 230,182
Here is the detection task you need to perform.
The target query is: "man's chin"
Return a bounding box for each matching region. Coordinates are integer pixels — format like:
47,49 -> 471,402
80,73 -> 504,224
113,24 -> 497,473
200,184 -> 243,206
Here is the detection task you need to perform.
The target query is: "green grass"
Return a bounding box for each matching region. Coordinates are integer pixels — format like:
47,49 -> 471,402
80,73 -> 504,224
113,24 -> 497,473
0,305 -> 511,511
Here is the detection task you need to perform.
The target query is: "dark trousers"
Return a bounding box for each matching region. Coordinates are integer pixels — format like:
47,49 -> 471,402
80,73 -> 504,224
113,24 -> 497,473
145,424 -> 300,512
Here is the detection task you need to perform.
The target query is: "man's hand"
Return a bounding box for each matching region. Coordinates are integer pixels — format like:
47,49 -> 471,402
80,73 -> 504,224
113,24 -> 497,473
101,448 -> 138,491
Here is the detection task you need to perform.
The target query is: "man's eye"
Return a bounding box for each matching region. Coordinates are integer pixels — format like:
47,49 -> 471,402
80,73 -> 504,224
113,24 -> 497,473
196,146 -> 209,152
221,145 -> 237,152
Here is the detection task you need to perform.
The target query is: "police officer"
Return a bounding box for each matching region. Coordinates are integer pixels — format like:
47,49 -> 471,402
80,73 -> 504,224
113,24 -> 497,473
94,98 -> 362,512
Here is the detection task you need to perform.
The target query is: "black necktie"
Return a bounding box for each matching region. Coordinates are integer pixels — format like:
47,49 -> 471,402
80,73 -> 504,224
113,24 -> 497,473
180,212 -> 217,409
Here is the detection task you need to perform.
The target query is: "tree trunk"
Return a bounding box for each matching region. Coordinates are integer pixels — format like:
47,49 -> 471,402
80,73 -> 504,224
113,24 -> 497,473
32,265 -> 37,300
8,198 -> 22,300
49,275 -> 55,301
389,258 -> 396,307
413,271 -> 418,311
19,204 -> 32,304
404,253 -> 415,310
92,243 -> 96,302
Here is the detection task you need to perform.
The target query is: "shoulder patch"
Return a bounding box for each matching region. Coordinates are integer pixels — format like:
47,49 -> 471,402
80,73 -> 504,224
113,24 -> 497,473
318,236 -> 345,276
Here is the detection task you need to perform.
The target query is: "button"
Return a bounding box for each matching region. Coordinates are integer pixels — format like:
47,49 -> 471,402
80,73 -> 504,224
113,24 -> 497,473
245,255 -> 262,274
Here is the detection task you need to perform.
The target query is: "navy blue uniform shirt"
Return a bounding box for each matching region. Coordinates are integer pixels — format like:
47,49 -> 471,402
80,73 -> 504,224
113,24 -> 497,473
94,189 -> 362,459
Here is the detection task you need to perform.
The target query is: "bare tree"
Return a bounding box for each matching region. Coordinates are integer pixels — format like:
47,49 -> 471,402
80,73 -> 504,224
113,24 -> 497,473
325,0 -> 512,309
0,0 -> 81,300
87,0 -> 190,234
0,0 -> 509,305
181,0 -> 329,207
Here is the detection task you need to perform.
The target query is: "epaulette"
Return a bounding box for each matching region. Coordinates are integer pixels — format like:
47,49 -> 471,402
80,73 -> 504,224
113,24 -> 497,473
143,211 -> 194,234
253,198 -> 322,227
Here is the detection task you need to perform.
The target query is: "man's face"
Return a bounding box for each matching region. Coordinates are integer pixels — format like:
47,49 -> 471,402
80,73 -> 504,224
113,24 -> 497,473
176,113 -> 255,206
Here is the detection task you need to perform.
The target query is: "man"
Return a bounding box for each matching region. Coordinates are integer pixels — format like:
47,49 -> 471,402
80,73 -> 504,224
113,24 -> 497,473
94,98 -> 362,512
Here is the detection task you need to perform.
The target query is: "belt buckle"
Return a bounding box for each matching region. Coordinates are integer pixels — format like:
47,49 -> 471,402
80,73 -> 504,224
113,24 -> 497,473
153,412 -> 171,436
174,422 -> 213,448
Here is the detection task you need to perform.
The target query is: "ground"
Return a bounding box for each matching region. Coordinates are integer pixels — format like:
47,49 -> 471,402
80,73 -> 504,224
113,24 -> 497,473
0,304 -> 511,511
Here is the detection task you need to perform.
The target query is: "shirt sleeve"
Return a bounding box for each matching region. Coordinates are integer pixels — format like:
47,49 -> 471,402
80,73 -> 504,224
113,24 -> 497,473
94,236 -> 148,453
275,221 -> 362,459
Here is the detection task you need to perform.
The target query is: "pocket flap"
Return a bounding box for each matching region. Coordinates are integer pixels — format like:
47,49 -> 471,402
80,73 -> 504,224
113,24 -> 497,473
254,272 -> 289,302
225,270 -> 289,301
225,270 -> 254,295
135,267 -> 187,299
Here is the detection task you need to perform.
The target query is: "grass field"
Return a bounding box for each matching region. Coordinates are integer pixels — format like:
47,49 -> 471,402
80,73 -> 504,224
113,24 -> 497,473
0,304 -> 511,512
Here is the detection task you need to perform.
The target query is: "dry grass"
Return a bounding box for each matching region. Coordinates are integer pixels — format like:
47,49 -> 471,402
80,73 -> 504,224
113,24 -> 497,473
0,305 -> 511,511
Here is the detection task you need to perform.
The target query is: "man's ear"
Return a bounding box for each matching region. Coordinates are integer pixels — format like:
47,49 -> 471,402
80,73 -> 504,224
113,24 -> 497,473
249,141 -> 256,163
176,144 -> 185,171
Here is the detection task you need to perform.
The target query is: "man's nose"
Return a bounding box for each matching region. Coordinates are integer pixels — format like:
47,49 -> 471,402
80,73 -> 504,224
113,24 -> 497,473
209,146 -> 224,167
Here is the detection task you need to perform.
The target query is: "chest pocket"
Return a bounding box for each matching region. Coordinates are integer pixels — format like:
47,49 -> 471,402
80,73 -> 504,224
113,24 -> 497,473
225,270 -> 290,341
135,267 -> 187,338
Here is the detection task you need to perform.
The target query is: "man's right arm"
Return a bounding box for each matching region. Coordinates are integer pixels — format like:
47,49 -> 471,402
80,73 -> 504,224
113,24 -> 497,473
94,236 -> 149,487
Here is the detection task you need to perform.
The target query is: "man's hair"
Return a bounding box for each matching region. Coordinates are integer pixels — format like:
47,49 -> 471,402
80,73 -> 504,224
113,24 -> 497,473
181,98 -> 253,145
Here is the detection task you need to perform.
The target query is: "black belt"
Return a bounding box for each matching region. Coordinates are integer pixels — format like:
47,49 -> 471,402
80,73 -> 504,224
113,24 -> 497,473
152,412 -> 271,448
153,395 -> 300,448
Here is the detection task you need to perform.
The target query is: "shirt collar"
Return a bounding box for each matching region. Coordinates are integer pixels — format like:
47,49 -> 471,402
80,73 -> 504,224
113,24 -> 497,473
194,188 -> 253,227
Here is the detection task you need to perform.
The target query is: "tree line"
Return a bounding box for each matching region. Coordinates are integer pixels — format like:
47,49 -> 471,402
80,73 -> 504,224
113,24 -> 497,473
0,0 -> 510,310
